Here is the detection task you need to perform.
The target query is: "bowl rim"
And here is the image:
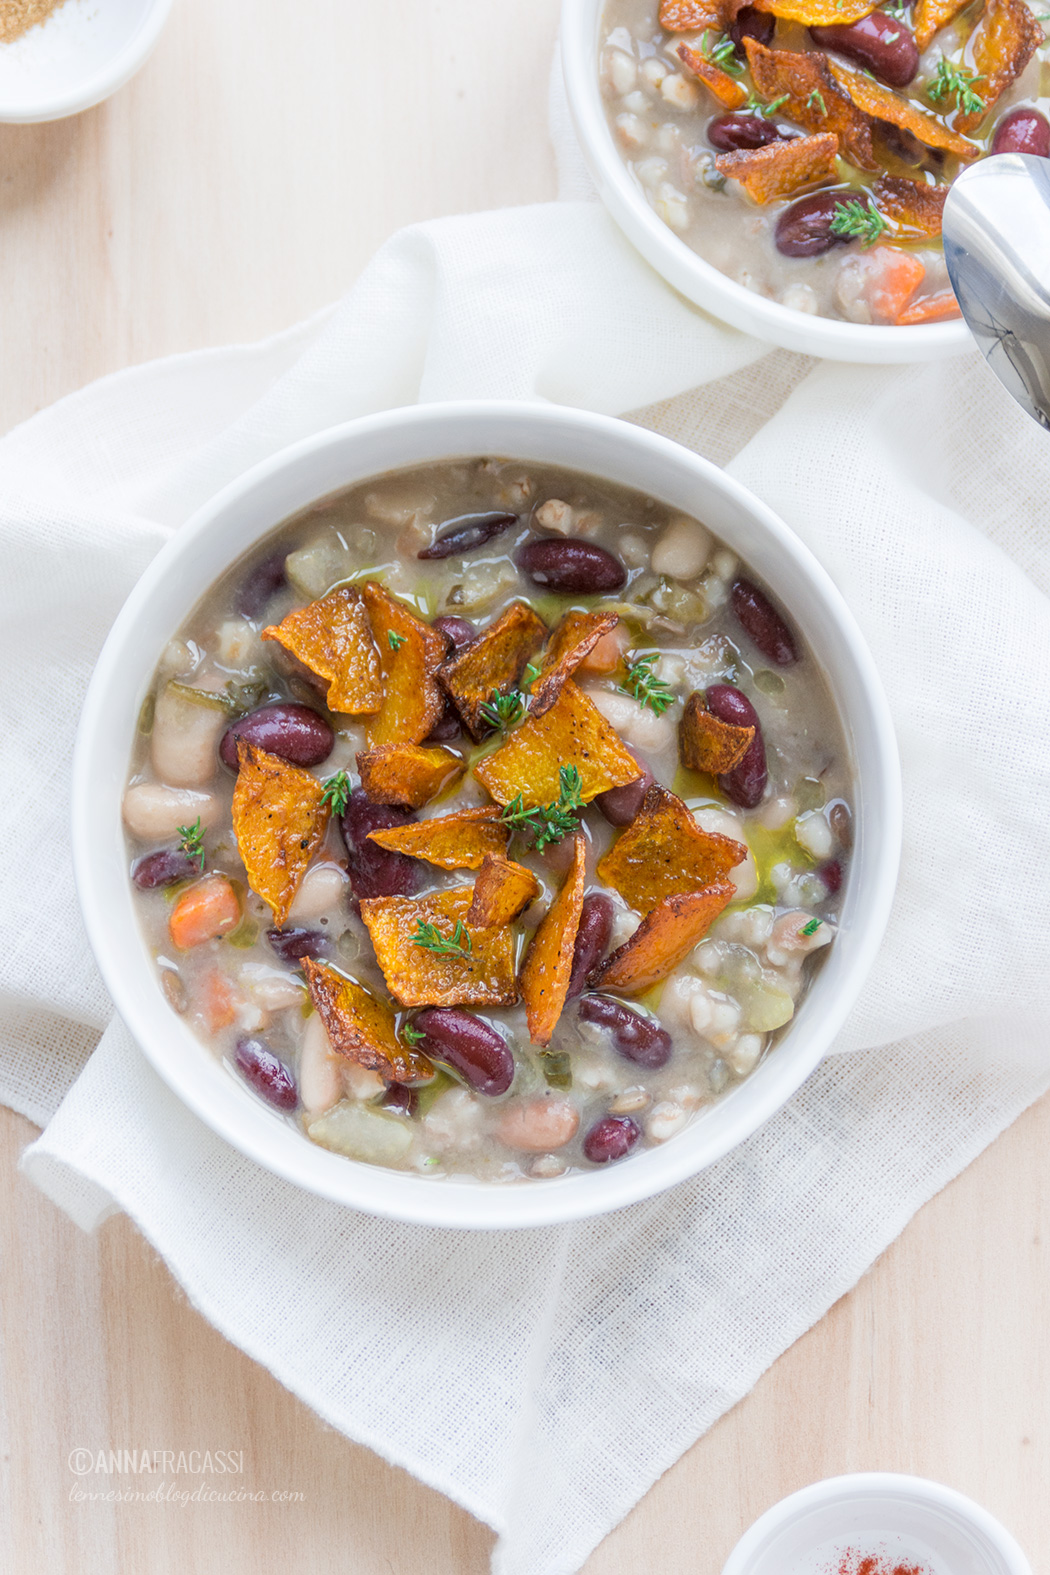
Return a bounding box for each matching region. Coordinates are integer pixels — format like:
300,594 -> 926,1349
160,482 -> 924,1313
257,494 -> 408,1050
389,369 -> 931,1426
0,0 -> 173,124
559,0 -> 974,363
72,400 -> 902,1230
721,1473 -> 1033,1575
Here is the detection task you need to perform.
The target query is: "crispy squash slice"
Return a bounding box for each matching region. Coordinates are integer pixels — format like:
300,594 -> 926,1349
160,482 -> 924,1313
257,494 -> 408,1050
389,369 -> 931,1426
714,131 -> 840,202
676,43 -> 749,109
474,681 -> 642,809
231,742 -> 329,926
588,884 -> 736,996
871,175 -> 948,238
355,743 -> 465,809
468,854 -> 543,928
752,0 -> 877,23
302,958 -> 435,1084
828,62 -> 978,157
912,0 -> 970,49
529,610 -> 621,718
660,0 -> 723,28
679,691 -> 756,774
360,581 -> 447,748
359,887 -> 519,1008
743,41 -> 876,167
955,0 -> 1042,134
366,806 -> 509,870
261,586 -> 382,715
439,601 -> 547,741
519,834 -> 587,1047
596,783 -> 746,915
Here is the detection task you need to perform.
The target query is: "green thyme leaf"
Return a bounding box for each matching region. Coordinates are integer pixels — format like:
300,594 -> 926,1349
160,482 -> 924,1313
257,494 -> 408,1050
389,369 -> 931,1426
499,765 -> 585,852
800,917 -> 823,938
828,198 -> 888,247
479,687 -> 528,733
412,919 -> 473,958
927,58 -> 985,117
619,652 -> 676,716
523,661 -> 542,683
388,629 -> 407,651
320,770 -> 352,816
402,1022 -> 426,1046
176,817 -> 206,873
806,87 -> 828,115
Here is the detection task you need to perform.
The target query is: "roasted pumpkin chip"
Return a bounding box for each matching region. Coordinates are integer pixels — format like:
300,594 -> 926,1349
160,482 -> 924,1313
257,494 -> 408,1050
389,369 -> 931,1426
529,610 -> 621,719
366,806 -> 510,871
360,887 -> 519,1008
468,854 -> 543,928
355,743 -> 465,809
676,43 -> 749,109
714,132 -> 840,202
588,884 -> 736,996
912,0 -> 970,49
871,175 -> 948,238
828,62 -> 978,157
261,586 -> 382,715
520,834 -> 586,1047
660,0 -> 723,28
440,601 -> 548,741
752,0 -> 877,23
955,0 -> 1042,134
360,581 -> 447,748
302,958 -> 435,1084
743,41 -> 876,167
474,681 -> 642,809
679,691 -> 755,774
596,784 -> 746,915
231,742 -> 329,926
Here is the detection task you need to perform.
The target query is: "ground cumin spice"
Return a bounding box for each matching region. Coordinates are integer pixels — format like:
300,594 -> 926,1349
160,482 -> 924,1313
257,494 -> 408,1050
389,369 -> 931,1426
0,0 -> 68,45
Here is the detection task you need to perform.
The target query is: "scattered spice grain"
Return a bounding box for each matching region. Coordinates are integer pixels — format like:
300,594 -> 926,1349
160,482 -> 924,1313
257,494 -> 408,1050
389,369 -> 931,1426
0,0 -> 68,45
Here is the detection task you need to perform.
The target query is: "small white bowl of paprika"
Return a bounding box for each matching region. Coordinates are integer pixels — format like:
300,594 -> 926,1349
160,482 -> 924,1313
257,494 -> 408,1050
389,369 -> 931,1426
0,0 -> 171,123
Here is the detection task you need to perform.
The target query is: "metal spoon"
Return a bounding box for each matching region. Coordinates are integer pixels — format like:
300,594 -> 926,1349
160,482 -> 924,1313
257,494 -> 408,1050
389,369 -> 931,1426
942,152 -> 1050,430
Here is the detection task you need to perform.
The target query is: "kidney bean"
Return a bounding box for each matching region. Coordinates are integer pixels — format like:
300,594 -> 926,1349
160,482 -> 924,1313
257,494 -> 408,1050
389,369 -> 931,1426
583,1114 -> 641,1164
775,192 -> 863,258
731,578 -> 798,666
594,746 -> 654,826
819,858 -> 843,895
707,684 -> 768,809
339,790 -> 421,899
423,704 -> 462,744
419,512 -> 518,560
131,848 -> 200,889
578,994 -> 673,1068
992,105 -> 1050,157
567,895 -> 615,1000
234,550 -> 287,619
707,112 -> 786,152
220,702 -> 334,770
382,1083 -> 419,1117
234,1036 -> 298,1112
266,926 -> 333,963
432,614 -> 478,652
516,538 -> 626,594
412,1007 -> 515,1096
811,12 -> 918,87
729,4 -> 775,47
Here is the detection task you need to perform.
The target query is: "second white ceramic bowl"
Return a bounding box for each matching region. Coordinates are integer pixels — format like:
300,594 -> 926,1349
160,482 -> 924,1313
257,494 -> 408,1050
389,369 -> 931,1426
0,0 -> 171,124
73,402 -> 901,1230
561,0 -> 973,362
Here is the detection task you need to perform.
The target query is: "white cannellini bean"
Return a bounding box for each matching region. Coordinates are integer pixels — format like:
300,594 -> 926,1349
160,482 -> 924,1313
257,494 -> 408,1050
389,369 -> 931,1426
711,549 -> 737,581
614,112 -> 647,151
645,1101 -> 689,1143
640,55 -> 669,87
635,156 -> 670,190
150,683 -> 229,789
660,73 -> 699,110
287,863 -> 348,922
586,687 -> 676,753
299,1013 -> 344,1116
651,516 -> 713,581
618,532 -> 650,567
216,618 -> 259,667
726,1033 -> 764,1076
122,783 -> 220,841
534,499 -> 574,534
238,964 -> 305,1013
794,810 -> 834,860
729,851 -> 759,903
604,46 -> 637,95
343,1062 -> 386,1101
759,796 -> 796,832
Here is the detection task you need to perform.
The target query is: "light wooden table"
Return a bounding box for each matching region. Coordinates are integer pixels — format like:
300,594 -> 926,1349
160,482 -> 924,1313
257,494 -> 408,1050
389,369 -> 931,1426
2,2 -> 1047,1570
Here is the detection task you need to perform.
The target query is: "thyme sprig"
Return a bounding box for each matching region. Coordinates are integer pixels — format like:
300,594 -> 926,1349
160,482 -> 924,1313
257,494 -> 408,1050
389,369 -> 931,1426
746,90 -> 789,117
500,765 -> 586,852
927,59 -> 985,117
800,917 -> 824,938
320,770 -> 352,816
700,28 -> 744,73
388,629 -> 407,651
806,87 -> 828,115
619,652 -> 675,716
479,687 -> 529,733
176,817 -> 206,873
402,1021 -> 426,1046
828,198 -> 888,247
412,919 -> 473,958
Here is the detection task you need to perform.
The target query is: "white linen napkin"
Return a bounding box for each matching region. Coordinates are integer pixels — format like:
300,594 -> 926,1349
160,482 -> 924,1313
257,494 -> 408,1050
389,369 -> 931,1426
5,90 -> 1050,1575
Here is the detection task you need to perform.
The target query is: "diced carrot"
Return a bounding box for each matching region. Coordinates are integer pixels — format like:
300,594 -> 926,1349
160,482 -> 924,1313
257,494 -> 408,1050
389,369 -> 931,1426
198,967 -> 241,1032
896,291 -> 963,326
169,875 -> 241,950
864,247 -> 925,324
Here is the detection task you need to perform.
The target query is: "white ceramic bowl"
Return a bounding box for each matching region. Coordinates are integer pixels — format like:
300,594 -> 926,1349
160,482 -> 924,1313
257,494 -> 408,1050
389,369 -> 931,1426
0,0 -> 171,124
74,401 -> 901,1230
561,0 -> 973,362
722,1474 -> 1032,1575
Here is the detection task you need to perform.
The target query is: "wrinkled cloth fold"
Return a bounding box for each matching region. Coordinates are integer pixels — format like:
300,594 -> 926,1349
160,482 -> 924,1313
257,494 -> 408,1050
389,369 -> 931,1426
4,100 -> 1050,1575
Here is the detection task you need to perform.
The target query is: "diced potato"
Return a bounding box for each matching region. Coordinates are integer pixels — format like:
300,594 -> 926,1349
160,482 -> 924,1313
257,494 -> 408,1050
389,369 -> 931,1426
307,1101 -> 414,1164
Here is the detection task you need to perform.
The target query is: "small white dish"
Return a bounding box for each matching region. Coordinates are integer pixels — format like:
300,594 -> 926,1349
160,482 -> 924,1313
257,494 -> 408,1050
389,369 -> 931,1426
0,0 -> 171,124
73,401 -> 901,1230
560,0 -> 973,362
723,1474 -> 1032,1575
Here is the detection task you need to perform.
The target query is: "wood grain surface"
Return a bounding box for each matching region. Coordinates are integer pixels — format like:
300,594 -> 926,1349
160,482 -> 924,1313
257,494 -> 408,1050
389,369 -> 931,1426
1,2 -> 1047,1571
